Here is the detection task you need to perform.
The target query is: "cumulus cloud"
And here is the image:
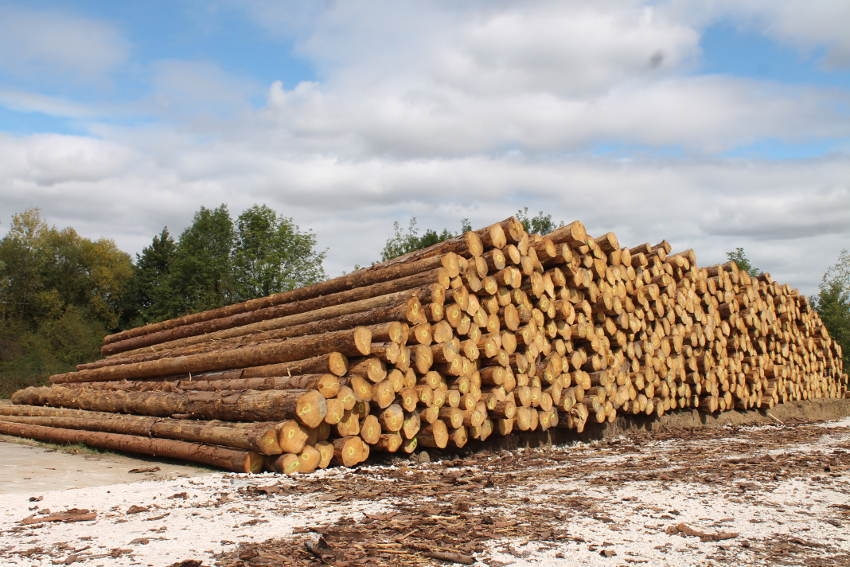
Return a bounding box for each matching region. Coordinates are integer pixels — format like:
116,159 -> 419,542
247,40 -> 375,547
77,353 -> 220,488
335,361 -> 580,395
0,133 -> 136,186
244,2 -> 850,157
1,1 -> 849,299
0,5 -> 129,83
259,74 -> 849,158
2,129 -> 847,294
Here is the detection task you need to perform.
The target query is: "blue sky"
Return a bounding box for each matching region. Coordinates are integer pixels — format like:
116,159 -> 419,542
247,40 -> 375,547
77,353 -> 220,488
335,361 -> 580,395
0,1 -> 848,294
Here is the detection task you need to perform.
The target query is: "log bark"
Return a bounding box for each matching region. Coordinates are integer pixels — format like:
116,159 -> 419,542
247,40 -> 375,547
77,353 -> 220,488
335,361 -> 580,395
0,411 -> 281,455
12,386 -> 327,427
103,252 -> 460,347
0,420 -> 262,473
90,298 -> 423,367
52,327 -> 371,384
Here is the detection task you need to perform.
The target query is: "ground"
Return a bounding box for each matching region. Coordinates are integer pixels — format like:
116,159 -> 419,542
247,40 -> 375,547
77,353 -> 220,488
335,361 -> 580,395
1,401 -> 849,567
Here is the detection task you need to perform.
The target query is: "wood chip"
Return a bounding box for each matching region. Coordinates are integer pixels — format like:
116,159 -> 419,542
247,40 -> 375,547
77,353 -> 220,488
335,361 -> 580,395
20,508 -> 96,525
666,522 -> 738,542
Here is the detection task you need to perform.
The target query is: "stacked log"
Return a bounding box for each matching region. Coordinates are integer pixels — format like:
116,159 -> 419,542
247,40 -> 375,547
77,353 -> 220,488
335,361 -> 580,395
2,217 -> 846,473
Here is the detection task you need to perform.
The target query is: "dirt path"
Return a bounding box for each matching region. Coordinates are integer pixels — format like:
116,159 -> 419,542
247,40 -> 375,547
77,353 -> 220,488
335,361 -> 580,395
0,435 -> 209,494
1,404 -> 849,567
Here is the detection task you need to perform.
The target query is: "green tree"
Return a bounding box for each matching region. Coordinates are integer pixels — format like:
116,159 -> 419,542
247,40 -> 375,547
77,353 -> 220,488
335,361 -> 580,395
39,227 -> 133,329
121,227 -> 177,326
0,209 -> 132,328
167,205 -> 235,315
0,209 -> 53,325
232,205 -> 326,301
813,249 -> 850,371
726,247 -> 760,277
0,209 -> 133,396
126,204 -> 327,322
515,207 -> 561,235
380,217 -> 470,261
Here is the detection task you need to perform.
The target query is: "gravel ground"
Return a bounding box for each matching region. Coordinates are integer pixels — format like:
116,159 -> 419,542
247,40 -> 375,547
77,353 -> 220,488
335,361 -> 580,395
1,412 -> 849,567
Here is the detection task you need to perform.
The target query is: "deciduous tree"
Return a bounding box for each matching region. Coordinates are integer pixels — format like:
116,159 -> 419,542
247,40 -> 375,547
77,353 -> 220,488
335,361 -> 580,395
0,209 -> 133,396
813,249 -> 850,370
232,205 -> 326,301
726,247 -> 760,277
515,207 -> 561,235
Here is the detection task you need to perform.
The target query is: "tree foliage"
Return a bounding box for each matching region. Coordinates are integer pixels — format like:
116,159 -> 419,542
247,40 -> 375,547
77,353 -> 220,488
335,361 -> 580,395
726,247 -> 760,277
0,205 -> 326,396
813,249 -> 850,371
232,205 -> 326,301
380,217 -> 471,262
124,204 -> 326,324
121,227 -> 177,327
515,207 -> 561,235
0,209 -> 133,396
167,204 -> 236,315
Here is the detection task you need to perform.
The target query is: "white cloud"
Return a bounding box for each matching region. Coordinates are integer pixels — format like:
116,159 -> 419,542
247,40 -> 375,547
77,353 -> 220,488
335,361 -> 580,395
0,133 -> 136,186
1,130 -> 847,295
0,5 -> 129,83
238,2 -> 850,157
433,3 -> 699,97
259,73 -> 849,157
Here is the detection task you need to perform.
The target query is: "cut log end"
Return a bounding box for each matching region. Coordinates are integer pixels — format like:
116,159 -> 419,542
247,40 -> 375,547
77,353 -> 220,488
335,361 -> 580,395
295,390 -> 328,429
353,327 -> 373,356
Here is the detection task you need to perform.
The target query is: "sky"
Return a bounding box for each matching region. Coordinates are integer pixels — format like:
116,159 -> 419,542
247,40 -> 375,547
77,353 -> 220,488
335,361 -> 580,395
0,1 -> 848,295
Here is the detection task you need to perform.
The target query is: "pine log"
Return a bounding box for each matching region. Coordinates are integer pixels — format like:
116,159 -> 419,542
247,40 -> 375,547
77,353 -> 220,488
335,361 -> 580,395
65,374 -> 343,396
12,386 -> 328,428
417,420 -> 449,449
375,432 -> 403,452
102,273 -> 437,357
238,353 -> 349,378
332,436 -> 370,467
0,420 -> 262,473
52,327 -> 372,384
0,410 -> 281,455
103,252 -> 461,347
297,445 -> 322,474
91,297 -> 424,367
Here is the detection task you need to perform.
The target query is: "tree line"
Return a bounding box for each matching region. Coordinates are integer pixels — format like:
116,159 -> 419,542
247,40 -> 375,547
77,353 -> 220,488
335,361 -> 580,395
0,206 -> 847,396
0,205 -> 325,396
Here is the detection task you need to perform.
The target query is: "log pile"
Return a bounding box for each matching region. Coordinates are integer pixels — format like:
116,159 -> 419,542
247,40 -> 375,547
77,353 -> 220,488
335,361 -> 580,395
2,218 -> 846,473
